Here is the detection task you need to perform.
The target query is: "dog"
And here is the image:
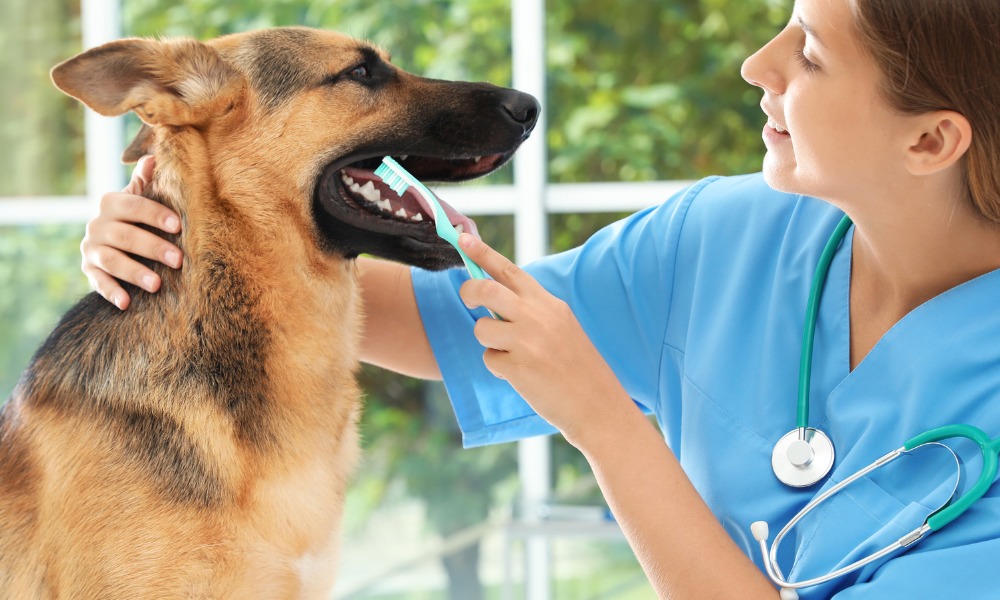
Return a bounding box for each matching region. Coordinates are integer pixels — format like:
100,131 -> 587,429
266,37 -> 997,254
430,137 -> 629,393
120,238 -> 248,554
0,26 -> 537,598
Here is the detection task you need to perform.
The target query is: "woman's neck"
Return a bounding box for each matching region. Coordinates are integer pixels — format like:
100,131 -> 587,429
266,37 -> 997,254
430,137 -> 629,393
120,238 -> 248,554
847,176 -> 1000,368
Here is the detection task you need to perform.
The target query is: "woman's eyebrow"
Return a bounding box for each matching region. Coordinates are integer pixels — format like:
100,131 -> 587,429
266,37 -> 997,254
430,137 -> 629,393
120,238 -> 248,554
797,16 -> 826,48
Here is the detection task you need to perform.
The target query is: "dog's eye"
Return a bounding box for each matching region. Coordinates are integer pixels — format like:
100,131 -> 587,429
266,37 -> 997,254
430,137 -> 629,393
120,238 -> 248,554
349,65 -> 370,79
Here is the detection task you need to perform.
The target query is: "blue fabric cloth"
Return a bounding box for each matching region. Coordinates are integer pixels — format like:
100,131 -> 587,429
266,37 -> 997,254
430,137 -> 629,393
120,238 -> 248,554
410,173 -> 1000,598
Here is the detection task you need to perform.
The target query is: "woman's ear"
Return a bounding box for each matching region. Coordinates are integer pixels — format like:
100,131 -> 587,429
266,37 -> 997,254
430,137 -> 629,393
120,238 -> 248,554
905,110 -> 972,176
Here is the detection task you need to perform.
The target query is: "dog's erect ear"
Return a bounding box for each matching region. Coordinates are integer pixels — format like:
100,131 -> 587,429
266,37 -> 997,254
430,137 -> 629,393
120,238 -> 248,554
51,38 -> 242,129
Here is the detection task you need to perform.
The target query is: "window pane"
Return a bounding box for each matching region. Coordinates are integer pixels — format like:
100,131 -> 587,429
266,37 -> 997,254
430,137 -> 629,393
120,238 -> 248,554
0,224 -> 91,398
1,0 -> 86,196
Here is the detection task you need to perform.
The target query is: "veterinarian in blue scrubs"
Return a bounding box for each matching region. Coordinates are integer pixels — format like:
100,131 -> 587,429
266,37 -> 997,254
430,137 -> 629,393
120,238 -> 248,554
82,0 -> 1000,597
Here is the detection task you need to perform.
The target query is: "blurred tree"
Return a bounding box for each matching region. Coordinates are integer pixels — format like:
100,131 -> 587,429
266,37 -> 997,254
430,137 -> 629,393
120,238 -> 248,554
0,0 -> 85,196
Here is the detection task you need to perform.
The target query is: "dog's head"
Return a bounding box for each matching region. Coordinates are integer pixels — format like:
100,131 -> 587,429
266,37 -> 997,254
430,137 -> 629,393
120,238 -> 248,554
51,27 -> 538,270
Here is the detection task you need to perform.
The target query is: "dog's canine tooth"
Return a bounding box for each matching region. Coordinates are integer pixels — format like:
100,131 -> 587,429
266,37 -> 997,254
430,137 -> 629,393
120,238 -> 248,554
395,208 -> 408,219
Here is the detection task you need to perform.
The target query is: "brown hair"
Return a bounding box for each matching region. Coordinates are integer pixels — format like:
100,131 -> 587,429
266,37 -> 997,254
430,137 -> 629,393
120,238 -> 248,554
850,0 -> 1000,222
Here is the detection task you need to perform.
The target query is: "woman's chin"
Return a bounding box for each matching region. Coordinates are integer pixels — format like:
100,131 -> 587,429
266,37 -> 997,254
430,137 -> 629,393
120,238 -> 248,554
761,157 -> 797,194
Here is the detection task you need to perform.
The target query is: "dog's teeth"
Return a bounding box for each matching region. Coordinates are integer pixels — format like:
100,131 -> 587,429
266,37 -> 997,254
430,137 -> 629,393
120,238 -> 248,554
399,155 -> 408,161
455,223 -> 465,234
473,156 -> 481,162
410,213 -> 423,222
377,199 -> 392,212
395,208 -> 408,219
350,183 -> 361,193
358,181 -> 381,203
341,174 -> 355,186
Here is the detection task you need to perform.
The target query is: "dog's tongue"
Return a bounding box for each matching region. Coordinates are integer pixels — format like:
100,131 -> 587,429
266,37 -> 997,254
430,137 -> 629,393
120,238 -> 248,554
343,167 -> 480,239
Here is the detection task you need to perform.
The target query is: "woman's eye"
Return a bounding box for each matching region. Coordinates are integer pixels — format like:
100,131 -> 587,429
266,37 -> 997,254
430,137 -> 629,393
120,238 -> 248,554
794,49 -> 820,73
349,65 -> 370,78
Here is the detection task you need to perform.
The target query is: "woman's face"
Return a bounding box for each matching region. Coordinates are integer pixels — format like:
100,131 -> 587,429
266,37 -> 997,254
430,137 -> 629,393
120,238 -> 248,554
741,0 -> 913,205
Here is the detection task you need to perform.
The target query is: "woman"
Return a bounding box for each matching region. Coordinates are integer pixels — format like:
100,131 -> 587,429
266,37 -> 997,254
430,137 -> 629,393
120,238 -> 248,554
80,0 -> 1000,597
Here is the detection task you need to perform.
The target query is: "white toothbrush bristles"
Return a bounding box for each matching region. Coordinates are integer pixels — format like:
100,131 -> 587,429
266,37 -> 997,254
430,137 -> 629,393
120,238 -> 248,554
374,160 -> 411,196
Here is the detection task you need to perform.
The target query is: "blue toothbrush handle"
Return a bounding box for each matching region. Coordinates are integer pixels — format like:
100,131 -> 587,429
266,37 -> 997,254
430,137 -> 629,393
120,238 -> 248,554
460,255 -> 488,280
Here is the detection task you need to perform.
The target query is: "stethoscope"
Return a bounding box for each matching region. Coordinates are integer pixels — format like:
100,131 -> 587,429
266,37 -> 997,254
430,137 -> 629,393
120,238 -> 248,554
752,214 -> 1000,598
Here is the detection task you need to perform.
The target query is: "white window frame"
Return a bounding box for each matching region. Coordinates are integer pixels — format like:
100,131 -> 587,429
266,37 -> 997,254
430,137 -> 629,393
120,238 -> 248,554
2,1 -> 694,597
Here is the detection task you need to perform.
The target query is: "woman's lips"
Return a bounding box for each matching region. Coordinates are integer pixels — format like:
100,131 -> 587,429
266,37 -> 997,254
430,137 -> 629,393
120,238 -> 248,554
762,120 -> 791,144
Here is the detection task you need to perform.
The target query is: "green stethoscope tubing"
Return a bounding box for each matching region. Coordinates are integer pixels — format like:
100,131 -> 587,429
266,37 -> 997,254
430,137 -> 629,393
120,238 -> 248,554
797,213 -> 1000,532
906,424 -> 1000,531
797,214 -> 854,430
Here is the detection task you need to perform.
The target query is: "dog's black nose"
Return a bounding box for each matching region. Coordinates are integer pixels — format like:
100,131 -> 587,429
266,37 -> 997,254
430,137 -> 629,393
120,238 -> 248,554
501,91 -> 540,135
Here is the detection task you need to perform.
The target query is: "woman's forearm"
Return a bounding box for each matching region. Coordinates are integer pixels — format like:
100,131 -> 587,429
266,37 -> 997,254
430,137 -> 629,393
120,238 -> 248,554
575,398 -> 778,600
357,257 -> 441,380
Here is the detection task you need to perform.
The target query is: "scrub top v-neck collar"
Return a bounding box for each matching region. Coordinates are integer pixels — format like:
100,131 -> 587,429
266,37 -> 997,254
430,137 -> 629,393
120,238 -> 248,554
827,222 -> 1000,404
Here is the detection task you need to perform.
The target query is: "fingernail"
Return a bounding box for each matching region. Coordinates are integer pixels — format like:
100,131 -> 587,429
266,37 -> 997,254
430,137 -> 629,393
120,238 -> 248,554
164,215 -> 180,232
142,274 -> 157,291
113,294 -> 125,310
165,250 -> 181,268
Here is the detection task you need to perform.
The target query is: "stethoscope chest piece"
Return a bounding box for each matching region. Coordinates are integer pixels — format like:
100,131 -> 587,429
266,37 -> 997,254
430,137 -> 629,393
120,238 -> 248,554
772,427 -> 835,488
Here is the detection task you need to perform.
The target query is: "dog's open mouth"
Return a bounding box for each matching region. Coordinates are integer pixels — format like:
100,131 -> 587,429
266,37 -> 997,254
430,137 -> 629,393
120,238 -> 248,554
313,150 -> 515,269
334,154 -> 510,239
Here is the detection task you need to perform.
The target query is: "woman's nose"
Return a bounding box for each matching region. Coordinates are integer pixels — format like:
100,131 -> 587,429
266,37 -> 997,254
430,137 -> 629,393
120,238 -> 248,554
741,38 -> 786,96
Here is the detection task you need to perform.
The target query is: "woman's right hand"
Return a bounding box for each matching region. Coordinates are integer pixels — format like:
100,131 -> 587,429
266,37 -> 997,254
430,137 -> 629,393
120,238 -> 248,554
80,155 -> 183,310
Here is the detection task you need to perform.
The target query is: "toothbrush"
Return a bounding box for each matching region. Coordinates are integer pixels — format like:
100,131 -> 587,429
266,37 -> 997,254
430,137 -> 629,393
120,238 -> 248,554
373,156 -> 500,318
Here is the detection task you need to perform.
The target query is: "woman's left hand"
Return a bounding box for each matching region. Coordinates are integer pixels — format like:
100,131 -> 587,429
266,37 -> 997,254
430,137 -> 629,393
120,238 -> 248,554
457,234 -> 631,447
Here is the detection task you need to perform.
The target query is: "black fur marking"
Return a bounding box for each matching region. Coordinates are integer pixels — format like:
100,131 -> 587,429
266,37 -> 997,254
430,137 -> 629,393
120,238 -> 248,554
111,405 -> 226,508
243,28 -> 321,110
181,252 -> 276,450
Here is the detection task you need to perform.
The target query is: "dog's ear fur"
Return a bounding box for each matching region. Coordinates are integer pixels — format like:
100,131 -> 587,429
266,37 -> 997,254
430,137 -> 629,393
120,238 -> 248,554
122,124 -> 154,163
51,38 -> 243,131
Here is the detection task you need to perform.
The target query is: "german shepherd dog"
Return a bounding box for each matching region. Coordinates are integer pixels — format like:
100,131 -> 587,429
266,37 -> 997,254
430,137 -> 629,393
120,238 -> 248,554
0,27 -> 537,597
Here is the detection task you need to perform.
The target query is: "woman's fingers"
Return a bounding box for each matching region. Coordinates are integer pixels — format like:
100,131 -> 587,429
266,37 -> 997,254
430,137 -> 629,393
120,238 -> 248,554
98,191 -> 180,236
80,154 -> 183,309
84,216 -> 182,269
82,230 -> 161,289
104,157 -> 180,235
82,264 -> 132,311
123,155 -> 154,195
459,277 -> 521,322
458,233 -> 539,296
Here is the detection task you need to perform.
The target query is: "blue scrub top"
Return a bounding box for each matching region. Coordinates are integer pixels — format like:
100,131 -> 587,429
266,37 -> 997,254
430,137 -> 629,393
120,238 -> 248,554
411,174 -> 1000,598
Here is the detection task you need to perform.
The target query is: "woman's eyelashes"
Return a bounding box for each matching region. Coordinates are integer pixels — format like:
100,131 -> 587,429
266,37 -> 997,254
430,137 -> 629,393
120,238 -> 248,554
794,49 -> 820,73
